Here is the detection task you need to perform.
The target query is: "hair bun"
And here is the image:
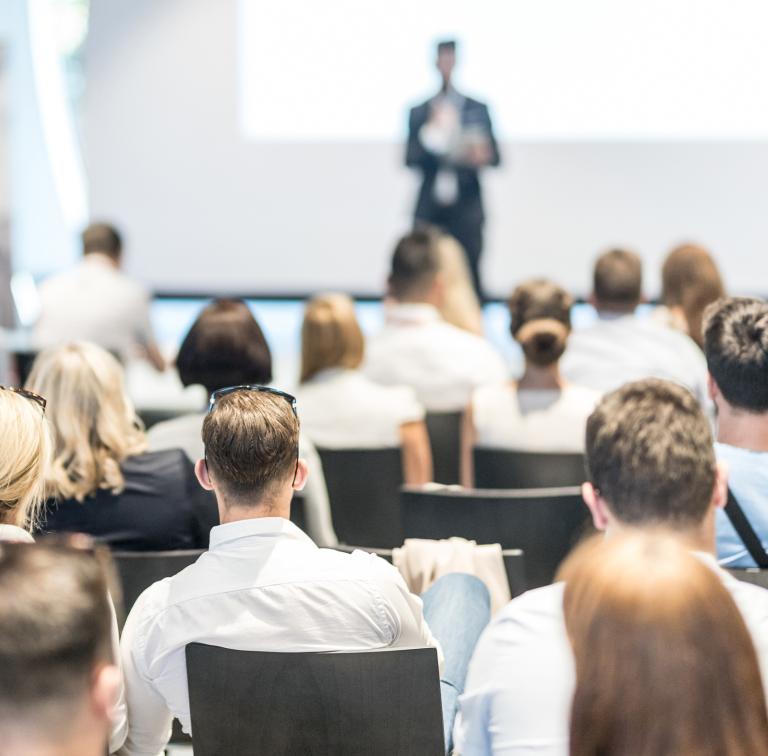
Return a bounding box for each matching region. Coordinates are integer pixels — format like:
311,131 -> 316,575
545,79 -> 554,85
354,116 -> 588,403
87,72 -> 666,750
515,318 -> 569,367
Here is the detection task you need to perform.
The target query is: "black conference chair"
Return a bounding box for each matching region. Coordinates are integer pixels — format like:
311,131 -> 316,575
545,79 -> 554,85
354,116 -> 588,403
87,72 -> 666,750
317,447 -> 403,548
401,486 -> 590,590
425,412 -> 462,485
186,643 -> 444,756
473,448 -> 586,489
727,568 -> 768,589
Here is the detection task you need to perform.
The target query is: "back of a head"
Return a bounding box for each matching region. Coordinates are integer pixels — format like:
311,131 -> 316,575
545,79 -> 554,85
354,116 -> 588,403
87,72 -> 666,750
508,278 -> 573,368
202,390 -> 299,507
585,378 -> 715,529
26,342 -> 146,501
81,222 -> 122,261
0,542 -> 113,753
703,297 -> 768,412
592,248 -> 642,312
388,229 -> 441,303
300,293 -> 364,383
561,533 -> 768,756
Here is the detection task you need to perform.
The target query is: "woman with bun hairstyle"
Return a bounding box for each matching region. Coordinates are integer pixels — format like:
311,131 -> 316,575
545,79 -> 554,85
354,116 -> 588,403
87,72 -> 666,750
461,279 -> 599,485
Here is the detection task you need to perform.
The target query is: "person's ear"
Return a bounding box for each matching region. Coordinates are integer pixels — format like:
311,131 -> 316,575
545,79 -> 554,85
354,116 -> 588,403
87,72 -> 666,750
292,459 -> 309,492
712,460 -> 729,511
195,458 -> 214,491
707,373 -> 720,404
90,663 -> 121,726
582,482 -> 611,531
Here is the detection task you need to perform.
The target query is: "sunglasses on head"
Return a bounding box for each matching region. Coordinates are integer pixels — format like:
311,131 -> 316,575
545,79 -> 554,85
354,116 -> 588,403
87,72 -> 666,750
0,386 -> 47,413
207,385 -> 298,416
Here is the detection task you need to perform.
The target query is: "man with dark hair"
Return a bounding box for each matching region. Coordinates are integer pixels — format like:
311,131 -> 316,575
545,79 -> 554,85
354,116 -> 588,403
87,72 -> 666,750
0,542 -> 120,756
703,297 -> 768,567
120,387 -> 489,755
34,221 -> 164,370
405,39 -> 500,298
561,248 -> 707,400
454,378 -> 768,755
365,229 -> 506,411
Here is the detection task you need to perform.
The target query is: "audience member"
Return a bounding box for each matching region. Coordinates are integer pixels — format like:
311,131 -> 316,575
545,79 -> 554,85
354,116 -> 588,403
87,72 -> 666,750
147,298 -> 338,546
454,379 -> 768,755
704,297 -> 768,567
27,342 -> 216,549
462,279 -> 599,482
298,293 -> 432,484
34,223 -> 164,370
365,229 -> 507,411
561,248 -> 708,401
0,542 -> 122,756
561,533 -> 768,756
433,229 -> 484,335
120,388 -> 489,754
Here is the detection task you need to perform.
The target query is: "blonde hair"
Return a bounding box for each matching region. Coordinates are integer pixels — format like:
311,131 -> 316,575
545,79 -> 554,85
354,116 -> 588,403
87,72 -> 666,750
435,233 -> 484,334
300,294 -> 364,383
0,391 -> 52,529
26,343 -> 147,501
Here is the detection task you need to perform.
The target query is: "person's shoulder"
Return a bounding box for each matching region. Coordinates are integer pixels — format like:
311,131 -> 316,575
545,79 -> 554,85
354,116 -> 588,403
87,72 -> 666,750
122,448 -> 193,479
317,547 -> 402,582
720,569 -> 768,624
563,383 -> 602,406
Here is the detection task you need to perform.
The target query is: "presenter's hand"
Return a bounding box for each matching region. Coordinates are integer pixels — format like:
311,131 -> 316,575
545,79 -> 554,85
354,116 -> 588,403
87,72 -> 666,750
464,141 -> 493,167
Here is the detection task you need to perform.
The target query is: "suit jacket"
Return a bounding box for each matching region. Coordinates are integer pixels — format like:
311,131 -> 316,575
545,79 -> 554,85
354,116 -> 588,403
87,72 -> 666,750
406,93 -> 500,223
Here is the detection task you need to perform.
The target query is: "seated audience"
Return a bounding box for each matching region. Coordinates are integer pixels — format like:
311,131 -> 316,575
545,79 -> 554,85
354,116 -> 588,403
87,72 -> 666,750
658,242 -> 725,347
462,279 -> 599,482
562,533 -> 768,756
298,293 -> 432,484
365,229 -> 507,412
704,297 -> 768,567
120,387 -> 489,755
27,342 -> 216,549
147,298 -> 338,546
561,248 -> 708,401
34,222 -> 164,370
454,379 -> 768,755
0,542 -> 122,756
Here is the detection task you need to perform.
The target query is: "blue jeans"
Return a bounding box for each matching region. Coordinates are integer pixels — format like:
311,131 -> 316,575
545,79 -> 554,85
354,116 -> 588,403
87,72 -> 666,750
422,573 -> 491,754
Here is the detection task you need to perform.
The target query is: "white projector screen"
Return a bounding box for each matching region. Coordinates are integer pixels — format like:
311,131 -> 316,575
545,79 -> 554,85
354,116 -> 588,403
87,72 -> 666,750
84,0 -> 768,297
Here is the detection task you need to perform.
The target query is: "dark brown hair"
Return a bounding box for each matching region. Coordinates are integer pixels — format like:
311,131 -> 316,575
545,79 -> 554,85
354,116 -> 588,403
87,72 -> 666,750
81,222 -> 122,260
176,299 -> 272,395
593,249 -> 642,311
508,279 -> 573,367
388,229 -> 441,301
585,379 -> 715,529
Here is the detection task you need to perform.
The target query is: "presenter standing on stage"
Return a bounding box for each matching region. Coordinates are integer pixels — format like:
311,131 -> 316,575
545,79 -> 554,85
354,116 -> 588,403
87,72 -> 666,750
406,40 -> 500,299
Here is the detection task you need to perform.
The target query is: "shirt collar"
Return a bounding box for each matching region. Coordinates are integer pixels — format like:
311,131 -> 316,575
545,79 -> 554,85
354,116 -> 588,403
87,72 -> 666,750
209,516 -> 315,551
0,524 -> 35,543
82,252 -> 118,269
385,303 -> 441,326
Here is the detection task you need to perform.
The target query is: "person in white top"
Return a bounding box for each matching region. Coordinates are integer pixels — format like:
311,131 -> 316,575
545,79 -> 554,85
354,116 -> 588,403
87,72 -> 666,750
364,229 -> 507,412
454,379 -> 768,756
560,248 -> 708,403
34,223 -> 164,370
298,293 -> 432,484
120,386 -> 490,755
463,279 -> 599,483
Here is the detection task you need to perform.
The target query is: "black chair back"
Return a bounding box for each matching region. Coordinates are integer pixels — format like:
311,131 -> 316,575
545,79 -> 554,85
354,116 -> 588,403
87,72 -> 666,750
401,486 -> 590,590
186,643 -> 444,756
473,448 -> 586,489
727,568 -> 768,589
425,412 -> 462,485
317,447 -> 403,548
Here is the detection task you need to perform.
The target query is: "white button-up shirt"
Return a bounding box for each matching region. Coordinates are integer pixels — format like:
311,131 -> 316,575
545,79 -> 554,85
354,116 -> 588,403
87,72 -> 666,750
118,517 -> 441,756
453,552 -> 768,755
364,303 -> 508,412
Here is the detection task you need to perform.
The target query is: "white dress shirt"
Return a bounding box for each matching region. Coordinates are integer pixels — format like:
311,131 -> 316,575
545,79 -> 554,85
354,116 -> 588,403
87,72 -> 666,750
453,553 -> 768,755
118,517 -> 441,756
297,368 -> 425,448
364,303 -> 508,412
34,254 -> 157,361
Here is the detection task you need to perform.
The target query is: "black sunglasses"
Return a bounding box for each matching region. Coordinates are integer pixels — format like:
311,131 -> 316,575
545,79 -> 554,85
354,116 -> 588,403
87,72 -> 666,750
0,386 -> 47,413
207,384 -> 298,416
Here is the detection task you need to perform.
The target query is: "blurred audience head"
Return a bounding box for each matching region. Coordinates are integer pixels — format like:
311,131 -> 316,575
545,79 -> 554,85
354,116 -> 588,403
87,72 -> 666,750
26,342 -> 146,501
662,243 -> 725,347
583,378 -> 721,534
704,297 -> 768,414
561,533 -> 768,756
508,279 -> 573,369
0,542 -> 119,756
0,389 -> 51,531
436,39 -> 457,83
591,248 -> 642,313
388,229 -> 443,306
176,298 -> 272,396
81,222 -> 122,263
300,294 -> 364,383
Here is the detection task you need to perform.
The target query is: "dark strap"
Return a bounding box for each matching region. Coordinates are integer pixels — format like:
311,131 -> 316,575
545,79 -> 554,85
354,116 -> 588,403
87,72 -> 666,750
724,488 -> 768,569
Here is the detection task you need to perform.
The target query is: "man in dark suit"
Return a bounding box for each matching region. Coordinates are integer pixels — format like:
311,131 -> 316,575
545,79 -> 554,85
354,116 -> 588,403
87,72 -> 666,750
406,40 -> 500,299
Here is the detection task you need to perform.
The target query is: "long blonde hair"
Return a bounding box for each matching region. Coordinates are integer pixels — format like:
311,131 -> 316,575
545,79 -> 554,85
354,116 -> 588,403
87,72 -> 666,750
0,390 -> 52,529
26,343 -> 147,501
435,232 -> 484,335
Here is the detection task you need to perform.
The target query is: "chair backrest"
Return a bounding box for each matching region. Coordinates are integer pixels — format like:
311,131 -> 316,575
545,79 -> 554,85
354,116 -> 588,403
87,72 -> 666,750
317,448 -> 403,548
186,643 -> 444,756
425,412 -> 462,485
401,486 -> 590,590
727,568 -> 768,590
473,448 -> 586,489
